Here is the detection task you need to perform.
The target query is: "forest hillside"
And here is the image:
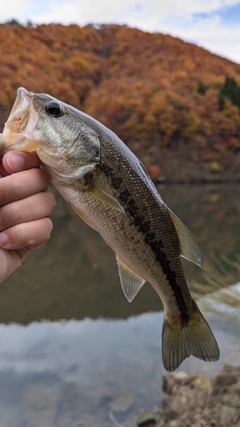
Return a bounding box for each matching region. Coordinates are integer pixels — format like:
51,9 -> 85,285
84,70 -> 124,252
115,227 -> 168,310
0,22 -> 240,181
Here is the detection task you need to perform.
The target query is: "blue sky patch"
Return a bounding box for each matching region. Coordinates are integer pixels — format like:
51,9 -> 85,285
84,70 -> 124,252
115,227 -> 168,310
192,2 -> 240,26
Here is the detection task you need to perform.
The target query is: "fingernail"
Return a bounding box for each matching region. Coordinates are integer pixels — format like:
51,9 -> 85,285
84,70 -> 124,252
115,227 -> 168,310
7,153 -> 24,171
0,232 -> 8,247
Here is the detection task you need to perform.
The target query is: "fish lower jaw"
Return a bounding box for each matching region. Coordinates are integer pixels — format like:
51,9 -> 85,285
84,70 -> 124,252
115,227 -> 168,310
0,135 -> 39,154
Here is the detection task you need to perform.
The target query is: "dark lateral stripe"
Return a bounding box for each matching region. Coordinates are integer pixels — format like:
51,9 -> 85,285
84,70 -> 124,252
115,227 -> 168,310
101,162 -> 189,323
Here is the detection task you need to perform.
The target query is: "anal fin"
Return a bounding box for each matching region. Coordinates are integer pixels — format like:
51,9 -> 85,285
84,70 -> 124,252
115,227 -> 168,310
116,257 -> 145,302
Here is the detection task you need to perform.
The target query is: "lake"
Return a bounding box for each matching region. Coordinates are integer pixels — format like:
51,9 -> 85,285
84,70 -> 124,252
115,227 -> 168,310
0,184 -> 240,426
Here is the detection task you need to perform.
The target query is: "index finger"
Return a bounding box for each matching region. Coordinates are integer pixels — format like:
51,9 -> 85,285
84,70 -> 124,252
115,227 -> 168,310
2,151 -> 41,174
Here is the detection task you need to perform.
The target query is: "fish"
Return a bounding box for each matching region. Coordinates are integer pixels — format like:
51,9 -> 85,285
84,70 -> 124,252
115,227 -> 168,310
0,87 -> 220,371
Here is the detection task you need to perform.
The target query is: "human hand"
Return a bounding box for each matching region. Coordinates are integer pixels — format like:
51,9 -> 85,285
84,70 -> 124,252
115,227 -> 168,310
0,151 -> 57,282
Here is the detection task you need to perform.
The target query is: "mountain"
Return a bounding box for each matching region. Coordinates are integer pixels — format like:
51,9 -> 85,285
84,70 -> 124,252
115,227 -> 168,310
1,22 -> 240,181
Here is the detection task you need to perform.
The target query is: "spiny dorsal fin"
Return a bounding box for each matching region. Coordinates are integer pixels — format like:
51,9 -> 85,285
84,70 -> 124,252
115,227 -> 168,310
168,208 -> 203,267
116,257 -> 145,302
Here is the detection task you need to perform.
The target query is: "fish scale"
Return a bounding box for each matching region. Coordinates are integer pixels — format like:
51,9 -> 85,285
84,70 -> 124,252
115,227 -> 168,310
0,87 -> 220,371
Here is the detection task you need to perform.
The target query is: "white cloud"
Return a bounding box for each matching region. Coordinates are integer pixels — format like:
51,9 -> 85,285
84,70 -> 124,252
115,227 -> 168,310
139,0 -> 221,18
30,0 -> 225,26
31,0 -> 133,25
223,0 -> 240,5
0,0 -> 31,22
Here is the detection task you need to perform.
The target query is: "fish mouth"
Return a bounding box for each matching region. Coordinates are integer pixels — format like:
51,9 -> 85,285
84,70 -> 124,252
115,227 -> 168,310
9,87 -> 32,131
0,87 -> 39,153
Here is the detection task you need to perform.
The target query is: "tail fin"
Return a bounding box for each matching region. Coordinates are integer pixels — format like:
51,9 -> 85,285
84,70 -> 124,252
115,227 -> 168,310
162,302 -> 220,372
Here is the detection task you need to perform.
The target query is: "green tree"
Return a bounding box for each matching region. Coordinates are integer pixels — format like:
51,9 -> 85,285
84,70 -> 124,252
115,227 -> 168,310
219,76 -> 240,110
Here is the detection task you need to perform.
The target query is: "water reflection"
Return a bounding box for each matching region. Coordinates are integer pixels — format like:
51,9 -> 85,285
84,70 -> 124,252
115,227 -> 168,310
0,184 -> 240,323
0,311 -> 238,427
0,315 -> 163,427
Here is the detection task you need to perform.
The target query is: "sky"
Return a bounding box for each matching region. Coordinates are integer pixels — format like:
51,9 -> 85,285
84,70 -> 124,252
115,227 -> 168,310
0,0 -> 240,64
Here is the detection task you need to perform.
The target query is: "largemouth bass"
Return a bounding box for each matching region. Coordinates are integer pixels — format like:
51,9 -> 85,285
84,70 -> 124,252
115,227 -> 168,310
0,88 -> 219,371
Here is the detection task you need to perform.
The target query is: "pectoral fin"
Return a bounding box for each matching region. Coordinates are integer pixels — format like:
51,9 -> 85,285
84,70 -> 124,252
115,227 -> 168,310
116,257 -> 145,302
168,208 -> 203,267
89,182 -> 125,214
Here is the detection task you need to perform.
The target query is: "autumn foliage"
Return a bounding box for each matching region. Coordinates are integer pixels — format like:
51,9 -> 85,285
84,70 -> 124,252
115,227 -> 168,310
0,22 -> 240,177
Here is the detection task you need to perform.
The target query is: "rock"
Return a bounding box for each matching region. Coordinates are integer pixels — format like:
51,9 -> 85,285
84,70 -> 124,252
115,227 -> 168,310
220,405 -> 239,425
215,365 -> 239,387
162,371 -> 189,395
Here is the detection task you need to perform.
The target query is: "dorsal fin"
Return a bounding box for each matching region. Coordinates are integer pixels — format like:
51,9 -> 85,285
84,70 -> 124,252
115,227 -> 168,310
168,208 -> 203,267
116,257 -> 145,302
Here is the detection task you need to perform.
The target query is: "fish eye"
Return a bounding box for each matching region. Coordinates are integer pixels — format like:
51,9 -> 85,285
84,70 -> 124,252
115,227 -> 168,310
45,101 -> 64,118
